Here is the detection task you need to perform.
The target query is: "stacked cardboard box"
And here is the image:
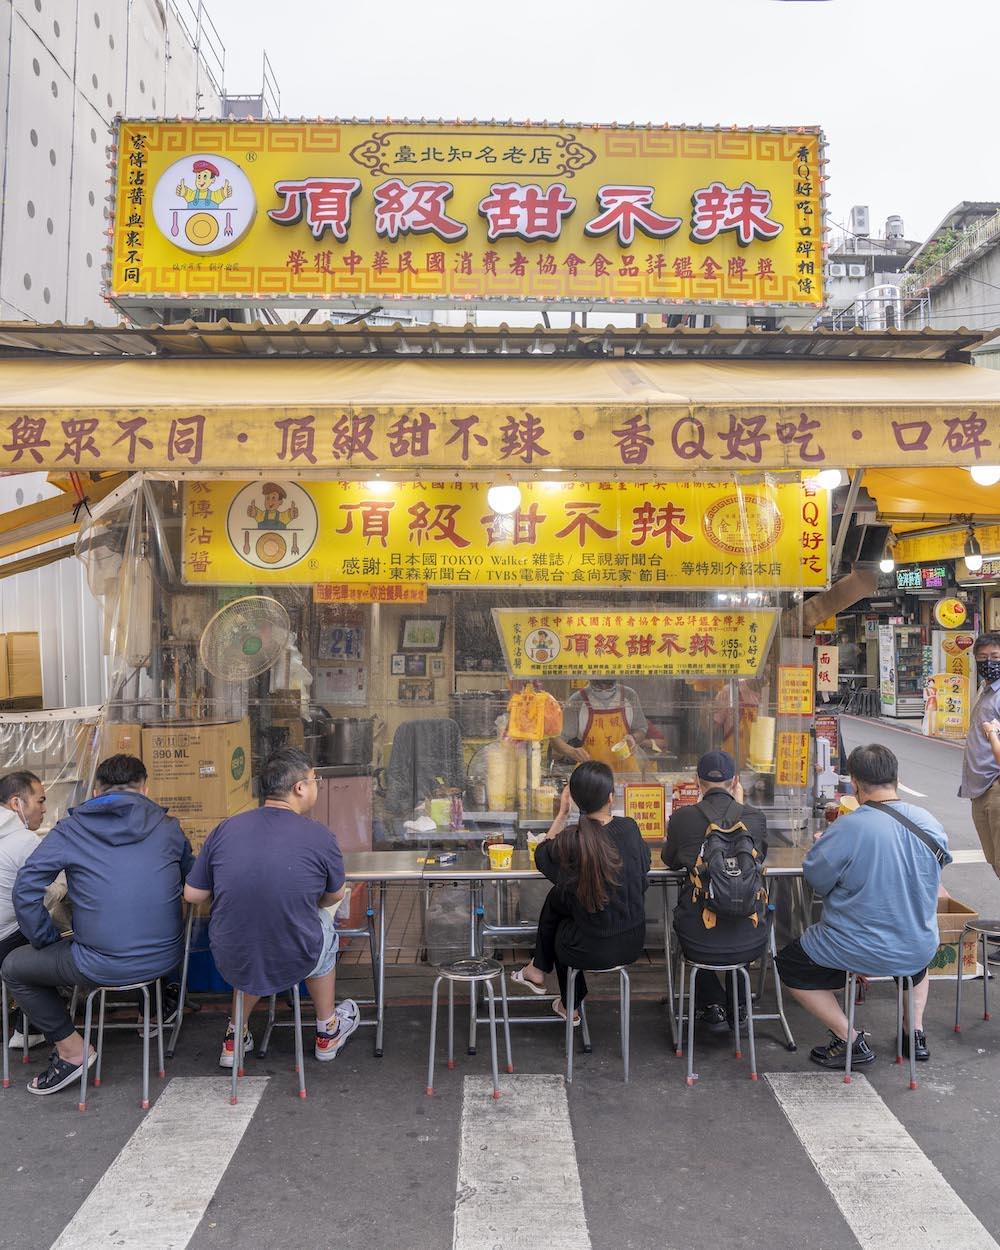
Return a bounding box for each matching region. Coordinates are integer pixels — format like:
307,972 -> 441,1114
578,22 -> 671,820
142,720 -> 253,822
0,632 -> 42,709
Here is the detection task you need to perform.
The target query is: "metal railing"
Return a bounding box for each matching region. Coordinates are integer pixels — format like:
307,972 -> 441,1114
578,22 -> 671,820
168,0 -> 226,103
900,207 -> 1000,295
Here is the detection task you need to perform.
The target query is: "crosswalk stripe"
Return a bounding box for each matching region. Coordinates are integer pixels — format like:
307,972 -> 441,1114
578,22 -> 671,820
49,1076 -> 269,1250
897,782 -> 927,797
767,1072 -> 999,1250
453,1074 -> 590,1250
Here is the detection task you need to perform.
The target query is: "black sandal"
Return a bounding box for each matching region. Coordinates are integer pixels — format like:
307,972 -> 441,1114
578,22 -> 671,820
26,1049 -> 96,1096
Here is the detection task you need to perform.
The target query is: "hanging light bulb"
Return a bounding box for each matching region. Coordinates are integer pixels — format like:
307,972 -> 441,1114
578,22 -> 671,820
810,468 -> 845,490
879,550 -> 895,574
487,481 -> 522,515
965,527 -> 984,572
969,465 -> 1000,487
364,479 -> 394,495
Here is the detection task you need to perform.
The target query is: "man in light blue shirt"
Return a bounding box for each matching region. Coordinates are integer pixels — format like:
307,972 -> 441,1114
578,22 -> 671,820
777,743 -> 951,1069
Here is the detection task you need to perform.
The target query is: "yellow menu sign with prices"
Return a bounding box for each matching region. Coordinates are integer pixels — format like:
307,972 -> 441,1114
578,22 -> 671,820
624,783 -> 667,843
110,120 -> 824,311
493,608 -> 778,679
183,480 -> 828,590
777,665 -> 815,715
313,583 -> 427,604
775,731 -> 810,787
923,672 -> 970,740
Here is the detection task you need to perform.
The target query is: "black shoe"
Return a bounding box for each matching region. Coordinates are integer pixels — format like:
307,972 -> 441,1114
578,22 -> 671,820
901,1028 -> 930,1061
988,945 -> 1000,964
809,1031 -> 876,1068
695,1004 -> 730,1037
727,1006 -> 748,1030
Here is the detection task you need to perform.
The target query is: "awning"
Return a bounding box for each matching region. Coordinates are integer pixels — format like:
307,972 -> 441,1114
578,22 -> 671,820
0,474 -> 128,559
5,352 -> 1000,475
865,468 -> 1000,563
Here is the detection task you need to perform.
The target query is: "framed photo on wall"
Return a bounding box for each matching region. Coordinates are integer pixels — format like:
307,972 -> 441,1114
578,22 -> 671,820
390,653 -> 406,676
404,653 -> 427,677
398,615 -> 447,653
399,678 -> 435,703
430,656 -> 445,678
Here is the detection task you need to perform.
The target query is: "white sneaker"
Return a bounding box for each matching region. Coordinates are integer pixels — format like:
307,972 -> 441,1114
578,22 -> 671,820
219,1027 -> 253,1069
315,1000 -> 360,1061
8,1029 -> 45,1050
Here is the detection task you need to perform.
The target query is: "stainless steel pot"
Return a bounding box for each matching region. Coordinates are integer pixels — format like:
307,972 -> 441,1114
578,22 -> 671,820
322,716 -> 375,767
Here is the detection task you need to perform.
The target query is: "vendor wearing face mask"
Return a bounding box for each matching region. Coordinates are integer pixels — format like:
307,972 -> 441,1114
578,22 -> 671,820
964,634 -> 1000,902
0,772 -> 47,968
551,678 -> 650,772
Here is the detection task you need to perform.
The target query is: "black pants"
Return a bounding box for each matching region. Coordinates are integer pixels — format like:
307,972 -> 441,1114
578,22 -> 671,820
691,965 -> 752,1013
1,939 -> 97,1044
0,930 -> 28,969
533,889 -> 644,1007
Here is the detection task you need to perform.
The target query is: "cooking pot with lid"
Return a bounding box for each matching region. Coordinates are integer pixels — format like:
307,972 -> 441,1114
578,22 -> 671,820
322,715 -> 376,767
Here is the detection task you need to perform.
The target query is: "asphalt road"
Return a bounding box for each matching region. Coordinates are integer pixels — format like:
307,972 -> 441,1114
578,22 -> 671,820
2,716 -> 999,1250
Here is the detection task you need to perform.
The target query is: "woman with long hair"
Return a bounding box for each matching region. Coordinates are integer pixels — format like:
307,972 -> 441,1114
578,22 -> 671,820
512,760 -> 651,1020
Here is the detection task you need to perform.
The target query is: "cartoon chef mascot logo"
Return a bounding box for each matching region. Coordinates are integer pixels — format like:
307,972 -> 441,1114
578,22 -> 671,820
152,153 -> 257,254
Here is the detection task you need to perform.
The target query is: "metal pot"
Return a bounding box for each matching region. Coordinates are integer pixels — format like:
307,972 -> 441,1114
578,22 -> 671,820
452,692 -> 500,739
322,716 -> 375,767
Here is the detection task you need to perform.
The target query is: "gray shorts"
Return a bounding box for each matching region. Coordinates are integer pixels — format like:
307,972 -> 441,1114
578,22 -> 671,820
307,909 -> 340,979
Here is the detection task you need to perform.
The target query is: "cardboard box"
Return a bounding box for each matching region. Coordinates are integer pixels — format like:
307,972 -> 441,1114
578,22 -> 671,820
182,800 -> 257,857
0,634 -> 8,700
143,719 -> 253,820
102,722 -> 144,760
928,897 -> 979,978
6,632 -> 41,699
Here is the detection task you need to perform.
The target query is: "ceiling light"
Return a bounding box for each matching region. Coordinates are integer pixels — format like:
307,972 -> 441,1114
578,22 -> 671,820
364,479 -> 394,495
879,553 -> 895,574
487,482 -> 522,515
965,528 -> 983,572
809,468 -> 845,490
969,465 -> 1000,487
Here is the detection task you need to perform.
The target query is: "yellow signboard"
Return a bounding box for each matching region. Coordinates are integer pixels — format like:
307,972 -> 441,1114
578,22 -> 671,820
624,783 -> 667,843
775,731 -> 810,787
183,480 -> 828,590
493,608 -> 778,679
313,583 -> 427,604
777,665 -> 815,715
110,120 -> 824,310
922,672 -> 970,740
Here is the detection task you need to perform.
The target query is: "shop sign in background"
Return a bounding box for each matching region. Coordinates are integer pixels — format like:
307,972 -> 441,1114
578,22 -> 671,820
624,784 -> 667,842
183,480 -> 829,590
110,121 -> 824,310
493,608 -> 778,679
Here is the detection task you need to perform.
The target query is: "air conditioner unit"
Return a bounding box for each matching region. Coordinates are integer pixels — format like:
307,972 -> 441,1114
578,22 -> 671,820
828,263 -> 847,278
848,264 -> 866,278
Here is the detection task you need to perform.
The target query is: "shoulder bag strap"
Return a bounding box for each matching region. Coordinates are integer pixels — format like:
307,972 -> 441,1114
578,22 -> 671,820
864,800 -> 948,867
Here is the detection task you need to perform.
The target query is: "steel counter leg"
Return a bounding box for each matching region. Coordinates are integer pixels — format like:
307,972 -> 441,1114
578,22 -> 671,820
468,882 -> 482,1057
167,907 -> 195,1059
374,882 -> 386,1058
661,882 -> 677,1050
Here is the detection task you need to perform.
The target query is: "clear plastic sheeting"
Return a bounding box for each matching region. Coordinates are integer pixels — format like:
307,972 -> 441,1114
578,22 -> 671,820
0,707 -> 103,827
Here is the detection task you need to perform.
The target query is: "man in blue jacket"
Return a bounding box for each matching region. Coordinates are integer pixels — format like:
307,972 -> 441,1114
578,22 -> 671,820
776,743 -> 951,1069
1,754 -> 192,1095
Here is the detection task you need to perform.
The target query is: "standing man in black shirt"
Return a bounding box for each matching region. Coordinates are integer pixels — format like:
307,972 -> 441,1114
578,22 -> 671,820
662,750 -> 768,1035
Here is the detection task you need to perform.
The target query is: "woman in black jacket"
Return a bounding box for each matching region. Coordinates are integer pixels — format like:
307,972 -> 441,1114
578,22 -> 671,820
512,761 -> 651,1020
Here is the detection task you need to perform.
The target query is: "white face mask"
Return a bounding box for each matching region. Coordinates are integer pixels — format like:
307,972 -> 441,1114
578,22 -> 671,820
587,683 -> 620,707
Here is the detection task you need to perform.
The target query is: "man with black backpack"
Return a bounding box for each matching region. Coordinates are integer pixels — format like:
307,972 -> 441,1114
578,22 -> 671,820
663,750 -> 768,1037
776,743 -> 951,1069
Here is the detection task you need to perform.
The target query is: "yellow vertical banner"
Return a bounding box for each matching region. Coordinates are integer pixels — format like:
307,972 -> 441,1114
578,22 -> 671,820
775,731 -> 810,787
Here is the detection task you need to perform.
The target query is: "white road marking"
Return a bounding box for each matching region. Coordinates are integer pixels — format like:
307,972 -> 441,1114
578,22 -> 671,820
949,848 -> 988,863
767,1073 -> 999,1250
453,1074 -> 590,1250
49,1076 -> 268,1250
897,782 -> 927,797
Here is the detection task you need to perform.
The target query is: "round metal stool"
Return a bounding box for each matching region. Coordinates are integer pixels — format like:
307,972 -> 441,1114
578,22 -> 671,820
675,956 -> 757,1085
565,966 -> 632,1084
426,957 -> 513,1099
1,982 -> 31,1088
954,920 -> 1000,1031
843,972 -> 919,1089
79,979 -> 165,1111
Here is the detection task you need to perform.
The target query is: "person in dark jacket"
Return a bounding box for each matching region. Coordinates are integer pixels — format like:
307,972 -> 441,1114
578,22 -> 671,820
662,750 -> 768,1036
512,760 -> 651,1019
1,754 -> 192,1096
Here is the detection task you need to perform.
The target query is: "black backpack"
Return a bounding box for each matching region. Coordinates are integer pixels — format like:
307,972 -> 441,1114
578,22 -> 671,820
688,798 -> 767,930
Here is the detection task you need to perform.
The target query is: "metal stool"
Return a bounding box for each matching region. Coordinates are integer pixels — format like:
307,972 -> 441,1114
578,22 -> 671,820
231,985 -> 306,1104
565,965 -> 631,1083
427,957 -> 513,1099
844,971 -> 918,1089
79,979 -> 165,1111
1,982 -> 31,1088
750,905 -> 797,1053
675,958 -> 758,1085
954,920 -> 1000,1031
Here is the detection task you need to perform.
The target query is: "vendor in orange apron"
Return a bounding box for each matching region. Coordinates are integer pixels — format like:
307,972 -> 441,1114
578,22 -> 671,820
551,679 -> 650,773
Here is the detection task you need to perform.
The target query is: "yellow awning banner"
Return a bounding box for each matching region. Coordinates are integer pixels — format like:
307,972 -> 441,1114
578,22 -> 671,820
0,474 -> 127,559
864,468 -> 1000,562
5,356 -> 1000,474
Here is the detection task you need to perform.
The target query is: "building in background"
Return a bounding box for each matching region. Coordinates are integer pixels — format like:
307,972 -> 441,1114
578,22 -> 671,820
897,201 -> 1000,340
817,204 -> 919,331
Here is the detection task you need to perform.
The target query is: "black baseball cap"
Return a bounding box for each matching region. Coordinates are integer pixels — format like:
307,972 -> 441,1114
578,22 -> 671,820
697,750 -> 736,783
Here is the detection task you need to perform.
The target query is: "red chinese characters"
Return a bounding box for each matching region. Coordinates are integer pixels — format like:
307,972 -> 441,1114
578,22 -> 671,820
690,182 -> 783,247
373,179 -> 467,241
478,183 -> 577,242
268,178 -> 362,241
584,186 -> 682,247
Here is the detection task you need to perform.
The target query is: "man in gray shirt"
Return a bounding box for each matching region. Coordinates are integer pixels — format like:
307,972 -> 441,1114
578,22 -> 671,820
960,634 -> 1000,918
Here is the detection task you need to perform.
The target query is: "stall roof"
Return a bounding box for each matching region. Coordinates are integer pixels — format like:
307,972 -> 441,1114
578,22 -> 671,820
0,320 -> 995,362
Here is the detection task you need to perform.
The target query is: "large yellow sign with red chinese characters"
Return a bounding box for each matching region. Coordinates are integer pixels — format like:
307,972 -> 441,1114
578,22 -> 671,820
109,120 -> 824,310
182,480 -> 829,589
493,608 -> 778,679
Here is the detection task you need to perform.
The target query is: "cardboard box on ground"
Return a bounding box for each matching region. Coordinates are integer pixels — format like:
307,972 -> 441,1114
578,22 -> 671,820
930,898 -> 979,977
0,632 -> 42,709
